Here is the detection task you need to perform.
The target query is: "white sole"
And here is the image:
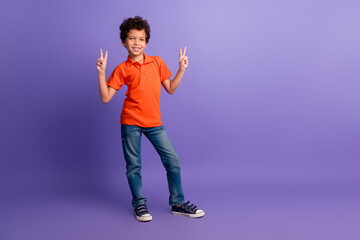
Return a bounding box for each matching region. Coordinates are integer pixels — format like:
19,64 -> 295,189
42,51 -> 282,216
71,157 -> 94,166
172,210 -> 205,218
134,213 -> 152,222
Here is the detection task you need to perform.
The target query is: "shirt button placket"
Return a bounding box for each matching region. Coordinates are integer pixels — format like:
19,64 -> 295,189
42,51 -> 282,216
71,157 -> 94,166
138,64 -> 142,83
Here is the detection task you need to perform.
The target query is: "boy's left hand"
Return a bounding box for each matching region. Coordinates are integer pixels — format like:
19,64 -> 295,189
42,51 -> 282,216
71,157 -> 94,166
179,46 -> 188,71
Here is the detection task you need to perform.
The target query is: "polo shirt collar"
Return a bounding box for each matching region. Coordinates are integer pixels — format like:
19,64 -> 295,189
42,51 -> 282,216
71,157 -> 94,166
126,52 -> 154,66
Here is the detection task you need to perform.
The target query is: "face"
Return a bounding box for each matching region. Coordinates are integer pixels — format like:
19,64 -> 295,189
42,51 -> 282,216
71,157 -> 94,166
122,29 -> 147,59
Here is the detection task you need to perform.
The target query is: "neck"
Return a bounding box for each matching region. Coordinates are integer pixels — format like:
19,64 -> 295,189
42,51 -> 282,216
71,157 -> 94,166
130,53 -> 144,64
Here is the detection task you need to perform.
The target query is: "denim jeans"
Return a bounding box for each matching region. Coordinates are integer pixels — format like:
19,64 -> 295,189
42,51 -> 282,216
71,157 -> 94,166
121,124 -> 185,208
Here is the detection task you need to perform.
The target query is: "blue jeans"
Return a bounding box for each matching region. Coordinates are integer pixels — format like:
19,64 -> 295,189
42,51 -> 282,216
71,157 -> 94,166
121,124 -> 185,208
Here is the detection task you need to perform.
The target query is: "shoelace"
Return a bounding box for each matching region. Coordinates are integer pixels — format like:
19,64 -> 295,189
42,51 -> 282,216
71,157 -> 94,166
135,205 -> 149,216
180,201 -> 197,213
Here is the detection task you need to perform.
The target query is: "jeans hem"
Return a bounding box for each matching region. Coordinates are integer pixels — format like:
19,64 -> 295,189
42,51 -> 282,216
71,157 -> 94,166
170,200 -> 185,207
132,200 -> 147,208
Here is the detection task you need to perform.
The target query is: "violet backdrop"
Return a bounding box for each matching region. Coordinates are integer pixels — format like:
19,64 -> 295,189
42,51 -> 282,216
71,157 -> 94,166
1,0 -> 359,239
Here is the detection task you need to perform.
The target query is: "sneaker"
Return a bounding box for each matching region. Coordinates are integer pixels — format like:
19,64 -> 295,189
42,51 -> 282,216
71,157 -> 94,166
134,204 -> 152,222
171,201 -> 205,218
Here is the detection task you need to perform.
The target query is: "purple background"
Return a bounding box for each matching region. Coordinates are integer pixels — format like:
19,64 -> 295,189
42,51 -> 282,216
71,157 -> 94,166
1,0 -> 360,239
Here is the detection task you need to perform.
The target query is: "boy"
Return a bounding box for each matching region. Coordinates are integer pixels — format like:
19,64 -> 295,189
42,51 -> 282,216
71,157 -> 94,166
96,16 -> 204,222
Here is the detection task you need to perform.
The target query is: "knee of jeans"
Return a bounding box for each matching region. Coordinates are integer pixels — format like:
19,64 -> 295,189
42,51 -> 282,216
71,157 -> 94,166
166,153 -> 180,169
126,164 -> 141,175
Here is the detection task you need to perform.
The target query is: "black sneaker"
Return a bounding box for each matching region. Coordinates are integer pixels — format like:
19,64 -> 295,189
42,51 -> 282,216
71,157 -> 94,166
171,201 -> 205,218
134,204 -> 152,222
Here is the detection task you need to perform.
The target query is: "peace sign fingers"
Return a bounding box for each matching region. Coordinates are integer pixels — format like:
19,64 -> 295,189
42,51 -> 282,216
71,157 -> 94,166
179,46 -> 187,59
182,46 -> 187,57
100,48 -> 108,59
179,46 -> 188,71
97,48 -> 108,72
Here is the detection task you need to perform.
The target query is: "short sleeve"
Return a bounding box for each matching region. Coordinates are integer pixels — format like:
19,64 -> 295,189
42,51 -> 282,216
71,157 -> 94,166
106,66 -> 124,91
156,57 -> 172,82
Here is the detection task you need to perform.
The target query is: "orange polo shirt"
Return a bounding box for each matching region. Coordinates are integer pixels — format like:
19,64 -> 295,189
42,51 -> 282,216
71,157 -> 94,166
106,52 -> 172,127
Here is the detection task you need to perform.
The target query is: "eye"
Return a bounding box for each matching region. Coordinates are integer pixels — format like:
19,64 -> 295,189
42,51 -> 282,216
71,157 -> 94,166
141,39 -> 145,41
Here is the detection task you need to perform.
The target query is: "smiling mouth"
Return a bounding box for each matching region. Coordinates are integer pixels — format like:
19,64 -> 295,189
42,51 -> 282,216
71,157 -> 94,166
132,47 -> 141,51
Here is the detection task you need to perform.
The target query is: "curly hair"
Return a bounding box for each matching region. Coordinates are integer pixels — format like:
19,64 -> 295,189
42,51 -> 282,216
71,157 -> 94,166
119,16 -> 151,44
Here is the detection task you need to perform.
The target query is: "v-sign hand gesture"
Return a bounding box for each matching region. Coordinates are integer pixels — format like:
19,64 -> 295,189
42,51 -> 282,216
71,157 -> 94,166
179,46 -> 188,71
97,49 -> 108,73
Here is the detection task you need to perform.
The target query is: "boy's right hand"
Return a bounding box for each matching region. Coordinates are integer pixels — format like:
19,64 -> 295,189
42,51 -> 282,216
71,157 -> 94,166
96,49 -> 108,73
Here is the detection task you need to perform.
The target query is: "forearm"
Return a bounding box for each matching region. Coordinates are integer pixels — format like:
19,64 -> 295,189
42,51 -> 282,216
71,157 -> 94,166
98,71 -> 109,103
170,68 -> 185,94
